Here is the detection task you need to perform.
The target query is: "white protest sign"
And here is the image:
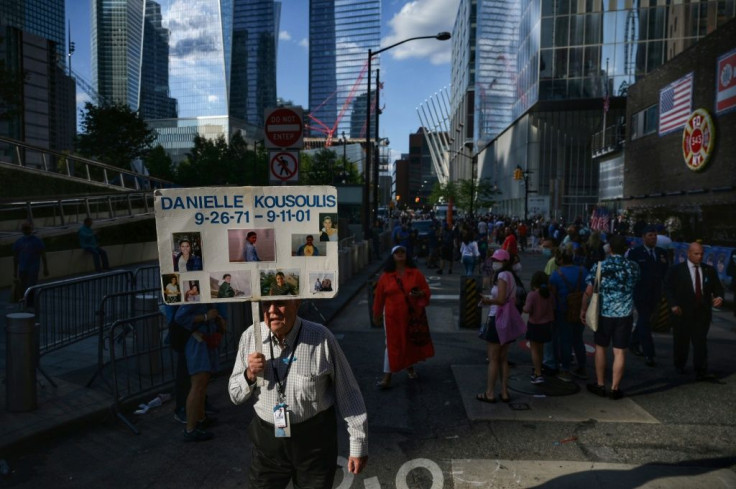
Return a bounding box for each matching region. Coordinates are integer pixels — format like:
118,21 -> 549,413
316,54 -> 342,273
154,186 -> 339,305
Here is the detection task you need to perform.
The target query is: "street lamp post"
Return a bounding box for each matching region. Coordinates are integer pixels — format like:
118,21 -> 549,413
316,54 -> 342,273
514,165 -> 533,221
363,31 -> 451,238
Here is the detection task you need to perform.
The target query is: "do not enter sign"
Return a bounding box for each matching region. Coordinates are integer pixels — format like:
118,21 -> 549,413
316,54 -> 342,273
264,107 -> 303,149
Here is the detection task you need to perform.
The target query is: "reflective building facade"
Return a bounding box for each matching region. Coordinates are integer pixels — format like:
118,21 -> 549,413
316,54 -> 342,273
92,0 -> 145,109
93,0 -> 276,160
0,0 -> 76,155
449,0 -> 736,220
140,1 -> 177,119
231,0 -> 279,126
309,0 -> 381,140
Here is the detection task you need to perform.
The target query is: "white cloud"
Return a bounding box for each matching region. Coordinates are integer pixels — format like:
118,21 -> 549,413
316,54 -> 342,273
279,30 -> 291,41
384,0 -> 459,65
299,38 -> 309,49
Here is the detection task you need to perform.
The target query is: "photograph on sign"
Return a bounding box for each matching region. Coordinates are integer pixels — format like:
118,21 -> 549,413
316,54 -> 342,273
171,232 -> 203,271
182,280 -> 201,302
209,271 -> 251,299
318,213 -> 338,241
291,234 -> 326,256
227,228 -> 276,262
154,186 -> 338,304
309,271 -> 336,294
162,273 -> 181,303
260,269 -> 300,296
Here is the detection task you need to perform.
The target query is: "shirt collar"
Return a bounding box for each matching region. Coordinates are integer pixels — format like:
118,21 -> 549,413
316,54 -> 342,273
269,316 -> 302,348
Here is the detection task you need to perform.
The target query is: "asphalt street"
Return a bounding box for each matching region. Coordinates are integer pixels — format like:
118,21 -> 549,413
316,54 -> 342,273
1,251 -> 735,488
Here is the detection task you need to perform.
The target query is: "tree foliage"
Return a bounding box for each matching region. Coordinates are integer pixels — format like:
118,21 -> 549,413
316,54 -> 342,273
298,148 -> 362,185
144,145 -> 175,181
175,132 -> 268,186
76,102 -> 156,168
429,178 -> 501,215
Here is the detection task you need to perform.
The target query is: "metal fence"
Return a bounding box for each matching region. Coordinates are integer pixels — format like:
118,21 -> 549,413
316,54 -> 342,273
107,303 -> 249,434
108,312 -> 176,434
87,288 -> 161,390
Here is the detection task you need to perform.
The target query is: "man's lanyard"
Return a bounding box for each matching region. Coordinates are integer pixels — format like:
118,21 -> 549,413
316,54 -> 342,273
268,325 -> 302,403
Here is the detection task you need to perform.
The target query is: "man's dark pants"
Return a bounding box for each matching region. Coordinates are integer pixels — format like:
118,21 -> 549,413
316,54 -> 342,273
672,305 -> 710,374
248,406 -> 338,489
631,299 -> 656,357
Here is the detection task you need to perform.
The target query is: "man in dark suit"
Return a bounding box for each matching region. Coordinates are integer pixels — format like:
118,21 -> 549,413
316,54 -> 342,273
627,225 -> 669,366
664,242 -> 724,381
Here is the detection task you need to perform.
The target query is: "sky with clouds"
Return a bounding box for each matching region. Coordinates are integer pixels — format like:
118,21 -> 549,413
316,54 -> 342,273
67,0 -> 458,157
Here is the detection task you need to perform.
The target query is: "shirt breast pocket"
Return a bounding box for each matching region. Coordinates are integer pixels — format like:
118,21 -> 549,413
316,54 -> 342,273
292,368 -> 331,405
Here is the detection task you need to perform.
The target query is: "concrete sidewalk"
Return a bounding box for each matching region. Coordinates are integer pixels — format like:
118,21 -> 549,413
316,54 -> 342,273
0,253 -> 388,456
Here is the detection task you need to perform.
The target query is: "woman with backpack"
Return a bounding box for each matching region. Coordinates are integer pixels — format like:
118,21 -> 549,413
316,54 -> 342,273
549,247 -> 590,382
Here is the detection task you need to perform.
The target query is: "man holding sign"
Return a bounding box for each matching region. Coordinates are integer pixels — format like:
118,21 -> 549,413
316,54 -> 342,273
229,299 -> 368,487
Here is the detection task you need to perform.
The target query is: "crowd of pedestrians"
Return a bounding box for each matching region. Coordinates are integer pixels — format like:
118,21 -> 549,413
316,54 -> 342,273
381,208 -> 730,402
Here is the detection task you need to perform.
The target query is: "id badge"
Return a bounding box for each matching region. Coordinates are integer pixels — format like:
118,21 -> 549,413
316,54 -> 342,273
273,403 -> 291,438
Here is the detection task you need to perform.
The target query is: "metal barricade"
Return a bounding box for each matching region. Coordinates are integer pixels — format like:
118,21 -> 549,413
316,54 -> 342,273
108,312 -> 175,434
23,270 -> 134,385
87,288 -> 161,389
133,264 -> 161,290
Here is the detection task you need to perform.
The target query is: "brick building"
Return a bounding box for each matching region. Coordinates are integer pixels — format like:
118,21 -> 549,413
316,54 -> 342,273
625,18 -> 736,245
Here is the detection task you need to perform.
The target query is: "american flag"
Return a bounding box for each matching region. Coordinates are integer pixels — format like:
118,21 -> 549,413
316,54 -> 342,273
658,73 -> 693,136
590,207 -> 610,232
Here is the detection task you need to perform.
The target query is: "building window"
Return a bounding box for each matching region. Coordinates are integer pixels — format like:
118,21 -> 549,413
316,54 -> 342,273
631,104 -> 658,140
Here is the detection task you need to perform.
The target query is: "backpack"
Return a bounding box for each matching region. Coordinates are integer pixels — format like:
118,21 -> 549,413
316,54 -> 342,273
556,267 -> 584,323
511,271 -> 528,314
169,319 -> 192,353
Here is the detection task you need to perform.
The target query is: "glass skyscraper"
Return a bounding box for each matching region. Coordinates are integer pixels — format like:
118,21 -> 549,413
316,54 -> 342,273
309,0 -> 381,140
139,0 -> 177,120
231,0 -> 280,126
93,0 -> 278,160
448,0 -> 736,220
0,0 -> 75,154
92,0 -> 145,109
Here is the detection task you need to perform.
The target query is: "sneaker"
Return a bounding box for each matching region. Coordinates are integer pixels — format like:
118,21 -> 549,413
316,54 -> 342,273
609,388 -> 624,400
183,428 -> 213,442
571,367 -> 589,380
557,371 -> 573,382
173,408 -> 186,424
530,374 -> 545,384
587,383 -> 607,397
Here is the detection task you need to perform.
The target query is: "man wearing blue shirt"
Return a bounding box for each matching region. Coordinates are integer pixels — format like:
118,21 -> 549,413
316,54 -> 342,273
78,217 -> 109,272
12,221 -> 49,301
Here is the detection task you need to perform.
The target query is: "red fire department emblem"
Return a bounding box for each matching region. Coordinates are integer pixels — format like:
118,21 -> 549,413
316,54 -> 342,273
682,109 -> 715,172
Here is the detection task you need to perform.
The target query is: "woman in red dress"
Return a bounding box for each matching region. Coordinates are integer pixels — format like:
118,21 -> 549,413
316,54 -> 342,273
372,245 -> 434,389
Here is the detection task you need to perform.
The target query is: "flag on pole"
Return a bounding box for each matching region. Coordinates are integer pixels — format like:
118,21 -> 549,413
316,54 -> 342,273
658,73 -> 693,136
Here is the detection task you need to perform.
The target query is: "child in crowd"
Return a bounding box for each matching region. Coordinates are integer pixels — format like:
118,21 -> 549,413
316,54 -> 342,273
523,271 -> 556,383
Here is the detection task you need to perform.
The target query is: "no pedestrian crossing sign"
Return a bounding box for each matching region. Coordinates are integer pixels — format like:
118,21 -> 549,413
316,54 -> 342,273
269,151 -> 299,183
264,107 -> 304,149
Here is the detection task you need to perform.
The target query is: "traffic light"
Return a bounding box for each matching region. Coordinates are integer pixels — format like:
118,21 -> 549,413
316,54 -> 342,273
415,197 -> 420,203
513,167 -> 523,181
